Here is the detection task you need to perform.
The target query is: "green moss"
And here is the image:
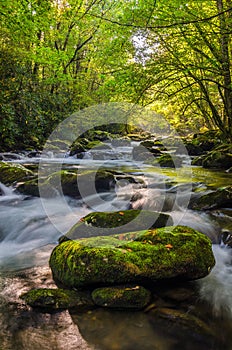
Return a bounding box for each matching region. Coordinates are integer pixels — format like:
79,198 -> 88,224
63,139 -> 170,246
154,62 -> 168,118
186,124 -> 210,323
17,169 -> 116,198
66,209 -> 172,239
91,285 -> 151,309
192,144 -> 232,169
190,186 -> 232,210
20,288 -> 93,310
50,226 -> 215,289
0,161 -> 34,185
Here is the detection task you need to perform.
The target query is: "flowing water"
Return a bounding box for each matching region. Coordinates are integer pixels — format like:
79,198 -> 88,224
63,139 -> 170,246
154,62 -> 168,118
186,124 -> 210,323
0,143 -> 232,349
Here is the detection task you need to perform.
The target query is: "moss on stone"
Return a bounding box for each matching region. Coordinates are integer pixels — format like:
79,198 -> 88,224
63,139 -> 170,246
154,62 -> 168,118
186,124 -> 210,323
91,285 -> 151,309
0,161 -> 34,185
192,144 -> 232,169
20,288 -> 94,310
190,186 -> 232,210
17,169 -> 116,198
66,209 -> 172,239
50,226 -> 215,289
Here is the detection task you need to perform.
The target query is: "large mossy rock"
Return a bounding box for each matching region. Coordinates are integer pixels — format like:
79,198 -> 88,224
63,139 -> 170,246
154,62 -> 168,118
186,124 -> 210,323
0,161 -> 34,186
190,186 -> 232,210
186,130 -> 222,156
17,169 -> 115,198
50,226 -> 215,289
192,144 -> 232,169
63,209 -> 173,240
91,285 -> 151,309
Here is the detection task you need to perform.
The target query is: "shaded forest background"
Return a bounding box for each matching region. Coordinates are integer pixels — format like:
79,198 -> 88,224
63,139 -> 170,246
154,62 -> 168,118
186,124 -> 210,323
0,0 -> 232,150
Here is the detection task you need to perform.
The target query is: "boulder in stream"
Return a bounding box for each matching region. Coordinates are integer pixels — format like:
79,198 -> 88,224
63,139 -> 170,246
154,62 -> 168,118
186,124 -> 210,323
50,225 -> 215,289
190,186 -> 232,210
192,144 -> 232,169
17,169 -> 116,198
0,161 -> 34,186
62,209 -> 173,240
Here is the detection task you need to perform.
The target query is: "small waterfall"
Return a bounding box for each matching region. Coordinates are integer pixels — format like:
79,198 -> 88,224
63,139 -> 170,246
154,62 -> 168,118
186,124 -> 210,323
198,245 -> 232,318
0,182 -> 15,197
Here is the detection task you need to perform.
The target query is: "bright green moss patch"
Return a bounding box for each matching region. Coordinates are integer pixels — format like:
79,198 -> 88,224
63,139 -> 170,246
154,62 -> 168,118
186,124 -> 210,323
66,209 -> 172,239
0,161 -> 34,185
91,285 -> 151,309
20,288 -> 94,310
50,226 -> 215,289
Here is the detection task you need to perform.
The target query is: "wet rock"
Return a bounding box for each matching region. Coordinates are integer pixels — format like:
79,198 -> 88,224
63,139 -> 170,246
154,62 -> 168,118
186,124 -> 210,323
192,144 -> 232,169
17,169 -> 116,198
50,226 -> 215,289
152,154 -> 183,168
111,138 -> 131,147
64,209 -> 173,239
148,307 -> 217,348
190,186 -> 232,210
0,161 -> 34,186
155,283 -> 197,303
70,139 -> 111,157
132,145 -> 162,161
91,285 -> 151,309
20,288 -> 94,311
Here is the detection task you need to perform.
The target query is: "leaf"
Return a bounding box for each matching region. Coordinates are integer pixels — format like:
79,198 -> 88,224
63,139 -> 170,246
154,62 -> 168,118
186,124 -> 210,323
165,244 -> 173,250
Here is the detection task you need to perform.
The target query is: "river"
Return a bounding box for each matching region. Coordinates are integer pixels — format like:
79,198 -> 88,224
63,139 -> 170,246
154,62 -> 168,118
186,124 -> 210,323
0,141 -> 231,349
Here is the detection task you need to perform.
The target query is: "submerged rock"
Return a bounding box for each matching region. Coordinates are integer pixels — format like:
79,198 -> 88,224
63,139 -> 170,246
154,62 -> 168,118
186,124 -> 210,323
50,226 -> 215,289
148,307 -> 217,348
20,288 -> 94,310
91,285 -> 151,309
190,186 -> 232,210
64,209 -> 173,239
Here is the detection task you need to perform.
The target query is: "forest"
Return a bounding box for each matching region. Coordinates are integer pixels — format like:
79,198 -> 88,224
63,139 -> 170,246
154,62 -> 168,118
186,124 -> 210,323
1,2 -> 232,349
1,0 -> 232,150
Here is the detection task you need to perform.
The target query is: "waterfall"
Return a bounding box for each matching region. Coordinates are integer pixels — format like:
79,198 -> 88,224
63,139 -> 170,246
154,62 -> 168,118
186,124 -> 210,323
198,244 -> 232,318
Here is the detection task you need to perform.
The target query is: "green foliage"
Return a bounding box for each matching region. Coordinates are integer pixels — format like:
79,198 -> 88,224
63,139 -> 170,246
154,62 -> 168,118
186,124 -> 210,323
0,0 -> 231,149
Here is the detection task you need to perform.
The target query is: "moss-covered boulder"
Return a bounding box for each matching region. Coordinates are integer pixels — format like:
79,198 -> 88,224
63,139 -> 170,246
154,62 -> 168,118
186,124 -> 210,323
91,285 -> 151,309
190,186 -> 232,210
70,137 -> 111,157
192,144 -> 232,169
20,288 -> 94,310
17,169 -> 116,198
0,161 -> 34,186
16,178 -> 40,196
50,226 -> 215,289
63,209 -> 173,240
151,154 -> 183,168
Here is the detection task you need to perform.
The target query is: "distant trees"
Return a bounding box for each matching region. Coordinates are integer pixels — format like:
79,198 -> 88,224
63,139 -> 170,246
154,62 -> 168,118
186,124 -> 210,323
0,0 -> 231,150
112,0 -> 232,138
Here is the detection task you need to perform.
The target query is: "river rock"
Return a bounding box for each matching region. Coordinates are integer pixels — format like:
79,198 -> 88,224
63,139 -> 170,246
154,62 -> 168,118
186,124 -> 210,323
132,144 -> 162,161
50,226 -> 215,289
0,161 -> 34,186
17,169 -> 116,198
152,154 -> 183,168
192,144 -> 232,169
148,307 -> 217,348
62,209 -> 173,240
20,288 -> 94,310
91,285 -> 151,309
190,186 -> 232,210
